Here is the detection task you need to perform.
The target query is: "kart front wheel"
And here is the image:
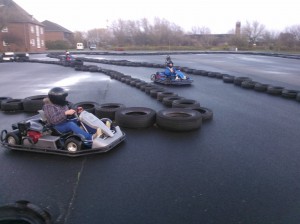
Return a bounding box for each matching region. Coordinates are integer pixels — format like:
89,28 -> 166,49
6,132 -> 21,145
64,138 -> 82,152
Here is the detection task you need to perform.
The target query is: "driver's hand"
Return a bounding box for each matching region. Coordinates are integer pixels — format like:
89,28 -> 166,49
65,109 -> 76,115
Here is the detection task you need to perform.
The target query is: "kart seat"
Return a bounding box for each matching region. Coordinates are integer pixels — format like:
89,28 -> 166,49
38,110 -> 72,137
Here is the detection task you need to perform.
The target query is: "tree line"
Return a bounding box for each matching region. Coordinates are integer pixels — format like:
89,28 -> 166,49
41,17 -> 300,52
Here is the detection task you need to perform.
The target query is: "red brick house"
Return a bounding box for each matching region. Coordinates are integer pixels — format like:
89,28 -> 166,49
0,0 -> 46,53
42,20 -> 74,46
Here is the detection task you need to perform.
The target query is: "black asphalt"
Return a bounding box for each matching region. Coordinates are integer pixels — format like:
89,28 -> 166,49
0,53 -> 300,224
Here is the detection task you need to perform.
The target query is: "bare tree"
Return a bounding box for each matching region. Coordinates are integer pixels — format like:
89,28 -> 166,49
262,30 -> 279,50
242,21 -> 266,45
286,25 -> 300,40
190,26 -> 211,35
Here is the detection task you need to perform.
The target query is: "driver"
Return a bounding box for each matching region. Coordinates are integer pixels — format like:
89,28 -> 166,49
43,87 -> 102,141
164,61 -> 186,80
164,61 -> 179,80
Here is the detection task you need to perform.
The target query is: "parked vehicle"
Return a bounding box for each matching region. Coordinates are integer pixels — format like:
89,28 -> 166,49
76,43 -> 84,50
89,44 -> 97,50
15,53 -> 29,62
1,52 -> 16,62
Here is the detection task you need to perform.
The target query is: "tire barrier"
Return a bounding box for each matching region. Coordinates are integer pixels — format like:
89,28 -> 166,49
0,97 -> 12,109
23,95 -> 47,112
6,53 -> 300,134
1,99 -> 24,112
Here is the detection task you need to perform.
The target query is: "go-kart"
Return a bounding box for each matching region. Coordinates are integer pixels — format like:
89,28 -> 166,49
59,55 -> 83,67
150,71 -> 193,85
0,111 -> 125,157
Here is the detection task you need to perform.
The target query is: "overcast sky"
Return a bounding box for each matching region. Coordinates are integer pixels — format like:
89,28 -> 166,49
14,0 -> 299,34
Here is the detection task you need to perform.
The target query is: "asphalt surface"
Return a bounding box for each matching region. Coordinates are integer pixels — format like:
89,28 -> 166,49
0,53 -> 300,224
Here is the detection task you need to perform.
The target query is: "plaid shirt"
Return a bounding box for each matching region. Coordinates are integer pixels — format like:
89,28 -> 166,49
43,103 -> 69,125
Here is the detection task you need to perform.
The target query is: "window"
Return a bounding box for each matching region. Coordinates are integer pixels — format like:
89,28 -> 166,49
1,27 -> 8,32
30,39 -> 35,46
30,26 -> 34,33
35,25 -> 39,36
41,40 -> 44,46
36,37 -> 40,48
2,41 -> 8,46
40,27 -> 44,35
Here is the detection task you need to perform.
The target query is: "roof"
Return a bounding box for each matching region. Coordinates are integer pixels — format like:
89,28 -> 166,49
42,20 -> 73,34
0,0 -> 43,26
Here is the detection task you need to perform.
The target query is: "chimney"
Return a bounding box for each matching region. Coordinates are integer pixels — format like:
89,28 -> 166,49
235,21 -> 241,35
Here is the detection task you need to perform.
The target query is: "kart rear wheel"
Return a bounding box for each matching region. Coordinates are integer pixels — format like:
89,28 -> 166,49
64,138 -> 82,152
6,132 -> 21,145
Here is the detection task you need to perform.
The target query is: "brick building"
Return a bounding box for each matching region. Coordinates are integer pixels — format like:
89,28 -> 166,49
42,20 -> 74,46
0,0 -> 46,53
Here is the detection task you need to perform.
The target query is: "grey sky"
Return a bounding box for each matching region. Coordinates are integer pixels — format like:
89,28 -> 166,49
14,0 -> 299,34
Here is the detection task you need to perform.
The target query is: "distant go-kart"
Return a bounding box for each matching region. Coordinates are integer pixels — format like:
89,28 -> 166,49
150,71 -> 193,85
0,111 -> 125,157
59,55 -> 83,67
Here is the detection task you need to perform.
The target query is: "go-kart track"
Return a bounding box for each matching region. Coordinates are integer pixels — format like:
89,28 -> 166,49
0,52 -> 300,224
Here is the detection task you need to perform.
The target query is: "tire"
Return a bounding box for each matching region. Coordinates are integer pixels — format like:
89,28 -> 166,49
162,96 -> 185,107
0,97 -> 12,109
73,101 -> 100,114
145,86 -> 161,95
157,91 -> 178,101
281,89 -> 299,99
140,84 -> 154,92
223,75 -> 235,83
1,99 -> 24,111
95,103 -> 126,120
192,107 -> 213,121
6,131 -> 21,145
241,80 -> 257,89
115,107 -> 156,128
130,79 -> 142,86
74,65 -> 83,71
0,200 -> 52,224
150,89 -> 165,98
234,77 -> 252,86
296,93 -> 300,102
267,86 -> 284,95
64,137 -> 82,152
23,95 -> 47,112
89,66 -> 98,72
156,108 -> 202,132
172,99 -> 200,109
254,83 -> 269,92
